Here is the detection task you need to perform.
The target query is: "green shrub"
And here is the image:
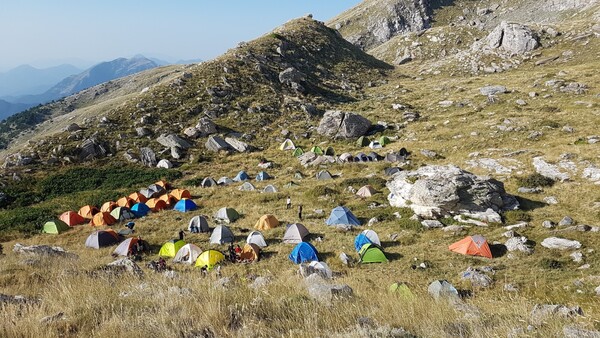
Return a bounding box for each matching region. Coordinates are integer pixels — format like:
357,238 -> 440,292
304,185 -> 339,199
340,177 -> 387,189
503,210 -> 531,224
516,173 -> 555,188
0,207 -> 53,234
181,177 -> 204,187
538,258 -> 563,270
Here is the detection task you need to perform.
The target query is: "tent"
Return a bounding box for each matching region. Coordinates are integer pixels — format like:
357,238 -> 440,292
367,152 -> 381,161
310,146 -> 323,155
43,220 -> 70,234
279,139 -> 296,151
354,233 -> 373,252
255,171 -> 272,181
214,207 -> 240,223
361,229 -> 381,246
173,244 -> 202,264
59,211 -> 86,226
195,250 -> 225,270
117,197 -> 135,208
389,282 -> 415,299
292,147 -> 304,157
217,177 -> 234,186
85,229 -> 120,249
356,136 -> 370,147
100,201 -> 118,213
112,237 -> 139,256
356,185 -> 377,198
159,239 -> 186,258
188,215 -> 210,233
283,223 -> 309,244
384,167 -> 401,176
159,194 -> 178,207
233,171 -> 250,182
428,280 -> 459,300
140,185 -> 165,199
128,192 -> 148,204
354,152 -> 369,162
449,235 -> 493,259
254,214 -> 279,231
289,242 -> 319,264
247,231 -> 268,247
78,205 -> 99,220
148,184 -> 166,196
399,147 -> 410,158
326,206 -> 361,227
110,207 -> 135,222
369,141 -> 382,149
284,181 -> 299,189
210,225 -> 235,244
201,177 -> 218,188
339,153 -> 354,162
316,170 -> 333,180
384,153 -> 402,163
171,189 -> 192,200
174,199 -> 197,212
379,136 -> 392,146
131,203 -> 151,217
263,185 -> 278,193
146,198 -> 168,211
90,212 -> 117,226
324,147 -> 335,156
240,243 -> 260,262
358,243 -> 388,263
154,180 -> 169,189
238,182 -> 256,191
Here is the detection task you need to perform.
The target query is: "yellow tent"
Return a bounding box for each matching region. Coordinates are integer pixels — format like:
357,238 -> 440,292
254,214 -> 280,231
159,240 -> 186,258
195,250 -> 225,270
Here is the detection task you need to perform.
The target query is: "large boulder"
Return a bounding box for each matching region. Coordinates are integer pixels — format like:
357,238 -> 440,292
156,134 -> 192,149
13,243 -> 78,259
533,157 -> 570,182
541,237 -> 582,250
205,135 -> 231,152
195,118 -> 217,137
317,110 -> 371,139
225,137 -> 251,153
387,165 -> 519,219
79,138 -> 107,161
486,21 -> 539,54
505,236 -> 534,254
139,147 -> 157,167
305,275 -> 352,305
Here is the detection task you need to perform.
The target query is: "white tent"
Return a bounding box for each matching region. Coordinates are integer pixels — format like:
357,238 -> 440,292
210,225 -> 235,244
238,182 -> 256,191
263,184 -> 278,193
369,141 -> 382,149
279,138 -> 296,151
173,243 -> 202,264
361,229 -> 381,246
282,223 -> 309,244
246,231 -> 268,248
217,177 -> 234,186
188,215 -> 210,233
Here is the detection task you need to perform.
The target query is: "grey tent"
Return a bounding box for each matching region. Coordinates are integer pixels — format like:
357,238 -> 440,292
210,225 -> 235,244
188,215 -> 210,233
238,182 -> 256,191
201,177 -> 218,188
339,153 -> 354,162
217,177 -> 234,186
356,136 -> 370,147
316,170 -> 333,180
140,184 -> 165,199
384,153 -> 403,163
214,207 -> 240,223
246,231 -> 268,247
205,135 -> 231,152
110,207 -> 135,222
384,167 -> 401,176
282,223 -> 310,244
85,230 -> 120,249
367,152 -> 381,161
354,152 -> 369,162
263,184 -> 278,193
428,280 -> 459,300
324,147 -> 335,156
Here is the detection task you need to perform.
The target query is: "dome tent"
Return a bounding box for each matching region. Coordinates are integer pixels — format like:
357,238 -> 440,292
254,214 -> 279,231
246,231 -> 268,248
210,225 -> 235,244
85,229 -> 120,249
188,215 -> 210,233
325,206 -> 361,227
289,242 -> 318,264
131,203 -> 151,217
358,243 -> 388,264
43,220 -> 70,234
174,199 -> 197,212
449,235 -> 493,259
173,244 -> 202,264
214,207 -> 240,223
195,250 -> 225,270
233,171 -> 251,182
59,211 -> 86,226
283,223 -> 309,244
159,239 -> 186,258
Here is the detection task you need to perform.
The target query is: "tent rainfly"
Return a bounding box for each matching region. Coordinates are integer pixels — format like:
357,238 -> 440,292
246,231 -> 268,247
283,223 -> 309,244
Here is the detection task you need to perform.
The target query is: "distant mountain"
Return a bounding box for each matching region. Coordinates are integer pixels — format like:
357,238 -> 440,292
0,64 -> 81,97
0,99 -> 32,121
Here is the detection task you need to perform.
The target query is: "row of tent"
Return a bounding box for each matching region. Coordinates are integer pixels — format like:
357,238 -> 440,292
198,171 -> 274,189
356,135 -> 392,149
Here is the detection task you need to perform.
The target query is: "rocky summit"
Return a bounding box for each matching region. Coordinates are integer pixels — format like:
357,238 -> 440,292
1,0 -> 600,337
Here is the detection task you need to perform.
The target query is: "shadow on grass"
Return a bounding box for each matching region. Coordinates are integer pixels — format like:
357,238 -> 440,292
490,243 -> 508,258
380,240 -> 401,248
516,196 -> 547,211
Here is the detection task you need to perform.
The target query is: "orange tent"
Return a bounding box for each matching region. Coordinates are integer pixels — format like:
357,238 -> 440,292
170,189 -> 191,201
254,214 -> 279,231
155,180 -> 169,189
159,194 -> 178,207
100,201 -> 118,213
59,211 -> 86,226
117,197 -> 135,208
449,235 -> 492,259
128,192 -> 148,204
239,243 -> 260,262
90,212 -> 117,226
146,198 -> 168,211
78,205 -> 100,220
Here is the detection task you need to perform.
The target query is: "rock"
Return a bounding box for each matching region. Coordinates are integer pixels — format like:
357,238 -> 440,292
542,220 -> 556,228
515,99 -> 527,106
106,258 -> 143,276
505,236 -> 533,254
428,280 -> 459,301
79,138 -> 107,161
570,252 -> 583,263
156,134 -> 192,149
559,216 -> 574,226
504,284 -> 519,292
504,222 -> 528,230
541,237 -> 581,250
563,326 -> 600,338
518,187 -> 542,194
486,21 -> 539,54
402,111 -> 420,122
136,127 -> 151,137
438,100 -> 454,107
480,85 -> 507,96
305,275 -> 353,304
339,252 -> 352,266
298,152 -> 318,166
40,312 -> 65,324
420,149 -> 438,158
13,243 -> 78,259
65,123 -> 81,132
225,137 -> 251,153
533,157 -> 570,182
461,267 -> 493,287
195,118 -> 218,136
171,146 -> 183,160
299,262 -> 332,280
183,127 -> 200,139
205,135 -> 231,152
367,217 -> 379,226
0,294 -> 37,305
443,225 -> 466,234
214,277 -> 232,289
249,276 -> 271,289
139,147 -> 157,167
157,159 -> 173,169
387,165 -> 518,219
421,220 -> 443,229
531,304 -> 582,325
317,110 -> 371,139
543,196 -> 559,205
279,67 -> 305,85
583,167 -> 600,182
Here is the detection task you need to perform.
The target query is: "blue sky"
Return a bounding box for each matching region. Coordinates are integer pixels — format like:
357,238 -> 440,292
0,0 -> 361,71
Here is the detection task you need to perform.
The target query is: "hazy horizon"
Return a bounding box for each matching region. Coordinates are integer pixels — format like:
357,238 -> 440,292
0,1 -> 360,72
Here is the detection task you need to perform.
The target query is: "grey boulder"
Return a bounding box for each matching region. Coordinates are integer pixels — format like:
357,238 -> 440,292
487,21 -> 539,54
317,110 -> 371,139
541,237 -> 581,250
156,134 -> 192,150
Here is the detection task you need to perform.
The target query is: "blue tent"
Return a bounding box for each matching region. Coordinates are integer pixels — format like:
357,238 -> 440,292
255,171 -> 272,181
288,242 -> 318,264
174,199 -> 197,212
326,206 -> 361,226
233,171 -> 250,182
131,203 -> 150,217
354,233 -> 372,252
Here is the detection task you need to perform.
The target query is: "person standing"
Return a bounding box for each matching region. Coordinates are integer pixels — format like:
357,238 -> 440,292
286,196 -> 292,209
298,204 -> 303,221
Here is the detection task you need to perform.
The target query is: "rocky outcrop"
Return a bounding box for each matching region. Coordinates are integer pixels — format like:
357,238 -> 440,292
541,237 -> 582,250
317,110 -> 371,139
79,138 -> 107,161
486,21 -> 539,55
13,243 -> 78,259
533,157 -> 570,182
387,165 -> 519,219
205,135 -> 231,152
156,134 -> 192,149
139,147 -> 157,167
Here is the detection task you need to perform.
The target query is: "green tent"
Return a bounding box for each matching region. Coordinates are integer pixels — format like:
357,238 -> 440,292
359,243 -> 388,263
324,146 -> 335,156
389,282 -> 415,299
356,136 -> 370,147
293,147 -> 304,157
379,136 -> 391,146
310,146 -> 323,155
43,220 -> 70,234
159,239 -> 186,258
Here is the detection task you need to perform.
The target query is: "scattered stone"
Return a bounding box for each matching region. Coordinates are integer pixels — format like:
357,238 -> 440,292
156,134 -> 192,149
570,252 -> 584,263
205,135 -> 231,152
559,216 -> 574,226
136,127 -> 151,137
156,159 -> 173,169
518,187 -> 542,194
65,123 -> 81,132
305,275 -> 353,305
421,220 -> 443,229
461,267 -> 493,287
40,312 -> 65,324
107,258 -> 143,276
249,276 -> 271,289
214,277 -> 232,289
505,236 -> 534,254
367,217 -> 379,227
543,196 -> 559,205
563,326 -> 600,338
531,304 -> 583,325
225,137 -> 251,153
542,220 -> 556,228
420,149 -> 438,158
0,294 -> 36,305
195,118 -> 218,136
541,237 -> 581,250
443,225 -> 466,234
533,157 -> 570,182
317,110 -> 371,139
139,147 -> 157,167
515,99 -> 527,106
79,138 -> 107,161
339,252 -> 352,266
504,284 -> 519,292
480,85 -> 507,96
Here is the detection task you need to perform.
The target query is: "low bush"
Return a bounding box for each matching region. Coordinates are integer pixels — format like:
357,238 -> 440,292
304,185 -> 339,199
503,210 -> 531,224
515,173 -> 554,188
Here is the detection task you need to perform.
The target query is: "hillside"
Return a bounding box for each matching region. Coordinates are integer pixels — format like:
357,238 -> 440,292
0,64 -> 81,98
0,99 -> 30,121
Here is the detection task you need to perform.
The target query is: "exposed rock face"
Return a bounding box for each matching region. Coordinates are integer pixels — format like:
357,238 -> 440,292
195,118 -> 218,137
317,110 -> 371,139
13,243 -> 78,259
486,21 -> 539,55
139,147 -> 157,167
156,134 -> 192,149
541,237 -> 582,250
79,138 -> 107,161
387,165 -> 519,219
533,157 -> 570,182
